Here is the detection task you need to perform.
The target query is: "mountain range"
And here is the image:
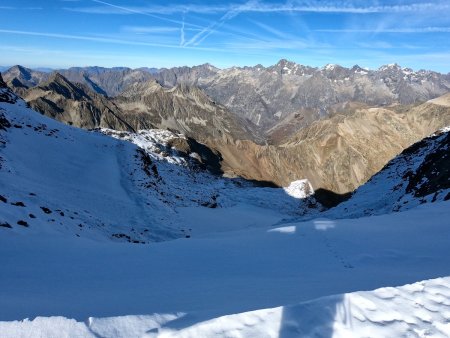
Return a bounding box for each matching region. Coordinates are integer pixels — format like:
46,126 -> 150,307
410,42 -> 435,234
3,62 -> 450,195
4,61 -> 450,137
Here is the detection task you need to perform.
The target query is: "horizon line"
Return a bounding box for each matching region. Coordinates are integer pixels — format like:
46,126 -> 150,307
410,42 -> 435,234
1,60 -> 449,74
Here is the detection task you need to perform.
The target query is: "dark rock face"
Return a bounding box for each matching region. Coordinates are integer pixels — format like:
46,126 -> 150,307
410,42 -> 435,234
21,73 -> 135,132
0,74 -> 6,88
405,132 -> 450,198
0,74 -> 17,104
330,128 -> 450,216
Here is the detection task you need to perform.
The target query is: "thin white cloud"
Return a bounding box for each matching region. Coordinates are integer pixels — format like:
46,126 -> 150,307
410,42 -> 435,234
66,3 -> 228,15
249,19 -> 295,39
317,27 -> 450,33
250,2 -> 450,14
0,29 -> 178,49
86,0 -> 201,28
180,14 -> 186,46
122,26 -> 179,34
0,6 -> 42,10
183,0 -> 259,47
65,1 -> 450,15
0,28 -> 259,55
225,38 -> 331,51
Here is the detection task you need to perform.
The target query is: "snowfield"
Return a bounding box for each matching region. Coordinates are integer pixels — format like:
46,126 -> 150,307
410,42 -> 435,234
1,83 -> 450,337
1,202 -> 450,337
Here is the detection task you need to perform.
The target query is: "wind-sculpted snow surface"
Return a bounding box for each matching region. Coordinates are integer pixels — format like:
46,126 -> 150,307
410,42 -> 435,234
1,276 -> 450,337
154,277 -> 450,338
1,201 -> 450,332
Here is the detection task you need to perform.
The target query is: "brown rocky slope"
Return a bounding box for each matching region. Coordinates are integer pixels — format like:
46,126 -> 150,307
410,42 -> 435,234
209,96 -> 450,194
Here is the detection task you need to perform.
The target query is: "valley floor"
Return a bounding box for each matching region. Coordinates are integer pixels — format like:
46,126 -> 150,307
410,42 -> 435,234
1,201 -> 450,337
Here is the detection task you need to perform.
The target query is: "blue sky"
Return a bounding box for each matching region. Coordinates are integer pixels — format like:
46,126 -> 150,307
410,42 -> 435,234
0,0 -> 449,72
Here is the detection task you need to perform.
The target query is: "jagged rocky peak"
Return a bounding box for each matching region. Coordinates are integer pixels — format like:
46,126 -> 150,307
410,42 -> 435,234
48,72 -> 72,84
378,63 -> 403,72
7,65 -> 33,80
153,63 -> 220,87
197,63 -> 219,71
0,73 -> 18,104
276,58 -> 296,67
173,82 -> 208,96
2,65 -> 49,88
269,58 -> 300,74
118,79 -> 163,97
39,72 -> 90,101
322,63 -> 339,71
351,64 -> 370,74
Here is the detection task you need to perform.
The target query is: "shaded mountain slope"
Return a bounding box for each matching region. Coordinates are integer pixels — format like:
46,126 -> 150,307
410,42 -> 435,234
211,96 -> 450,193
57,66 -> 154,97
327,126 -> 450,218
114,80 -> 261,143
2,65 -> 49,89
21,73 -> 134,131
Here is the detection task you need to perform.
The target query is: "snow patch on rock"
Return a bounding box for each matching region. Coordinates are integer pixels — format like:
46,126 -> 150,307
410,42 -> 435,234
283,179 -> 314,199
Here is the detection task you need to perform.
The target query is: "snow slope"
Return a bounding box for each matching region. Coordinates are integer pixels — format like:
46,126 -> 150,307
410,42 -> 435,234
1,201 -> 450,334
0,85 -> 314,242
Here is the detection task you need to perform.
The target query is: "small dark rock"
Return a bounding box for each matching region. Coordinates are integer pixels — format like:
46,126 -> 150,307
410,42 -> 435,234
40,206 -> 52,214
29,214 -> 36,219
0,222 -> 12,228
11,201 -> 26,207
17,220 -> 29,227
0,195 -> 7,203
